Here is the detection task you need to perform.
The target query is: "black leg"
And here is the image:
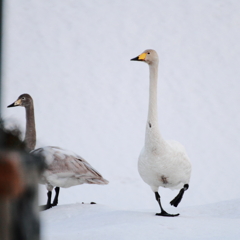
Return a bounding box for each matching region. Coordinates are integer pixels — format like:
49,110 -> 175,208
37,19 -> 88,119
52,187 -> 60,207
170,184 -> 189,207
39,190 -> 53,211
45,191 -> 52,209
155,192 -> 179,217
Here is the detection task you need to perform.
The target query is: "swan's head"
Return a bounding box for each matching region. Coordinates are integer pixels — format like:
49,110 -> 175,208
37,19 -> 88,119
131,49 -> 159,65
8,94 -> 33,108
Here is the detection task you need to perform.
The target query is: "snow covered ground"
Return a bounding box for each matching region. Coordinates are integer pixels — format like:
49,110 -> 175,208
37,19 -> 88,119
2,0 -> 240,239
41,199 -> 240,240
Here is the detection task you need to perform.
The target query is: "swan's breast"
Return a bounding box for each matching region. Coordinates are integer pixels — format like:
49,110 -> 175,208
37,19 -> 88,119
138,143 -> 191,189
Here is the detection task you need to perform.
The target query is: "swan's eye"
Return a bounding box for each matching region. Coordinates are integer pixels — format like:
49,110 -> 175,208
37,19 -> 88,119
148,52 -> 150,54
22,97 -> 25,100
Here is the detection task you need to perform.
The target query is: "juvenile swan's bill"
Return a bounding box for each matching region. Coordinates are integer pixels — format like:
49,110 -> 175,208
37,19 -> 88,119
8,94 -> 109,210
131,50 -> 191,217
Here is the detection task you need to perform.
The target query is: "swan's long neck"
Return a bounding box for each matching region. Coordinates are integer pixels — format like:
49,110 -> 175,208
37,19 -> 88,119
145,63 -> 165,148
25,104 -> 36,152
148,63 -> 159,127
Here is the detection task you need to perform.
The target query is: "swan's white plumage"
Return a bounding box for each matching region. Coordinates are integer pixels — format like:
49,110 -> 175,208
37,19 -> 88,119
138,139 -> 191,192
31,146 -> 109,191
133,49 -> 191,195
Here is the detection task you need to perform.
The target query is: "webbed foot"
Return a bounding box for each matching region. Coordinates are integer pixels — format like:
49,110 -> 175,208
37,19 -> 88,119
156,210 -> 179,217
39,204 -> 52,211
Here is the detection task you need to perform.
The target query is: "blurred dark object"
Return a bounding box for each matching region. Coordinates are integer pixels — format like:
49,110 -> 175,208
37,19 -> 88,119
0,0 -> 3,115
0,121 -> 45,240
0,152 -> 24,198
0,1 -> 44,239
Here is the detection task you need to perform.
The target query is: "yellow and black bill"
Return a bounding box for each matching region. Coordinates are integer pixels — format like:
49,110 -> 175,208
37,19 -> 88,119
130,52 -> 147,61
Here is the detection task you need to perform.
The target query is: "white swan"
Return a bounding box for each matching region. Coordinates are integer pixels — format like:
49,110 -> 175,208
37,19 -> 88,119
131,49 -> 191,217
8,94 -> 109,210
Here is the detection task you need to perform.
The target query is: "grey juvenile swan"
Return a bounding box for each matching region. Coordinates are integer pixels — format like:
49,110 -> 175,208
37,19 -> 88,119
131,49 -> 191,217
8,94 -> 109,210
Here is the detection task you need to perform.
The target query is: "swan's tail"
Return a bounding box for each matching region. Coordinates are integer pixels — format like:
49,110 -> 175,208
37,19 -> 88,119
86,177 -> 109,185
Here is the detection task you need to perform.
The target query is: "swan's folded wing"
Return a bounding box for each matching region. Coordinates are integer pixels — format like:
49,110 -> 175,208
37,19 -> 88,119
31,146 -> 109,184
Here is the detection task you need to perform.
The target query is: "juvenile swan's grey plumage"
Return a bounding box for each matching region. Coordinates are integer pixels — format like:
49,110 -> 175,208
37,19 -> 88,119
8,94 -> 109,210
131,50 -> 191,217
7,94 -> 36,151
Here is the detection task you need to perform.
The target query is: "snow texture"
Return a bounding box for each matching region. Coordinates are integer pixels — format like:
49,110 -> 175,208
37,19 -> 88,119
2,0 -> 240,239
41,200 -> 240,240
